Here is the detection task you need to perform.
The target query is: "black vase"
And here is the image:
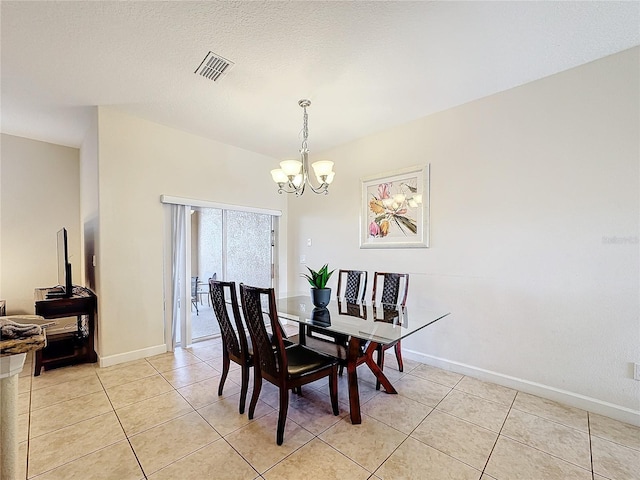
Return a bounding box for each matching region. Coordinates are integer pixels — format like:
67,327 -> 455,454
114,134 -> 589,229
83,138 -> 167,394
310,288 -> 331,308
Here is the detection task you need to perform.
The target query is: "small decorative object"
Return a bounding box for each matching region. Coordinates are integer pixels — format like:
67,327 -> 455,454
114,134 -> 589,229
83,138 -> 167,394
360,164 -> 430,249
302,264 -> 335,308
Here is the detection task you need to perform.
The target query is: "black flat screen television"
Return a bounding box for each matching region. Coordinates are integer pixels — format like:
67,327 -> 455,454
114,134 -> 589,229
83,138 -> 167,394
56,227 -> 73,297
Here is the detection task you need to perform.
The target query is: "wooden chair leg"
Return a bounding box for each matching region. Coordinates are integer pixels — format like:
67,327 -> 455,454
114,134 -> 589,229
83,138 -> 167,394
248,366 -> 262,420
394,340 -> 404,372
218,352 -> 230,396
276,385 -> 289,446
376,345 -> 385,391
239,364 -> 249,414
329,367 -> 339,415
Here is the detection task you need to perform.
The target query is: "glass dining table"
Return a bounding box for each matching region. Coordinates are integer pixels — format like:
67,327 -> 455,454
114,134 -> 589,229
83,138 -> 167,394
275,295 -> 450,424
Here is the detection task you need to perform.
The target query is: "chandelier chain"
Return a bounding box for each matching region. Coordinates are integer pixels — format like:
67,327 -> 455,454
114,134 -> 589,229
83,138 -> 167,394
301,105 -> 309,153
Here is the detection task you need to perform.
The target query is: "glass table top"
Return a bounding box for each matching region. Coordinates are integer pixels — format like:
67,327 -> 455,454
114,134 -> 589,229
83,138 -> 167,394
275,295 -> 450,345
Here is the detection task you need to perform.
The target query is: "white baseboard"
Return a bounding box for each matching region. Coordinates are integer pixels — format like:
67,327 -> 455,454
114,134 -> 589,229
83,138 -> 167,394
98,344 -> 167,368
404,349 -> 640,427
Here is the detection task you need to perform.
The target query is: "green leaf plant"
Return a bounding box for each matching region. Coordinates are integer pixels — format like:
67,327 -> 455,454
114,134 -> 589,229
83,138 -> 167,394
301,264 -> 335,289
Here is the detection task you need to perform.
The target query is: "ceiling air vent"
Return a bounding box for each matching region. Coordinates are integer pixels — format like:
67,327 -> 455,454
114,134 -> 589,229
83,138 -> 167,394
195,51 -> 234,82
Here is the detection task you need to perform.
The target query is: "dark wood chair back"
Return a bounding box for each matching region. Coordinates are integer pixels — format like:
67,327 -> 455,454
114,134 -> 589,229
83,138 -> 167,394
239,284 -> 288,384
209,280 -> 246,360
336,269 -> 368,301
372,272 -> 409,306
209,279 -> 252,413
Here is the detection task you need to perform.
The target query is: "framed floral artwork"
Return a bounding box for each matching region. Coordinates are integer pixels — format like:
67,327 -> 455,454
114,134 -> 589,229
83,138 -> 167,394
360,164 -> 429,249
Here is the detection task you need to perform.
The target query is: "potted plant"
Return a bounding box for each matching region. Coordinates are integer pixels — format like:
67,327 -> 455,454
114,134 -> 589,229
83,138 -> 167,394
302,264 -> 335,308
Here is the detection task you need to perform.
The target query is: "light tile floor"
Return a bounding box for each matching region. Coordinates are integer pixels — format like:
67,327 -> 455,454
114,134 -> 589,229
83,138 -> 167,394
16,334 -> 639,480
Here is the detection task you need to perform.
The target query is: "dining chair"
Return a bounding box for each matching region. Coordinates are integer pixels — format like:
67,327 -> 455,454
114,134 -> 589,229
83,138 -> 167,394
308,269 -> 367,338
336,269 -> 368,301
240,283 -> 339,445
305,269 -> 368,374
372,271 -> 409,389
209,279 -> 252,414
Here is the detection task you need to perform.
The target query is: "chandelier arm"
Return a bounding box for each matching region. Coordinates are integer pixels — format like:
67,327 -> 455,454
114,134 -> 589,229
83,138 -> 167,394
300,150 -> 329,194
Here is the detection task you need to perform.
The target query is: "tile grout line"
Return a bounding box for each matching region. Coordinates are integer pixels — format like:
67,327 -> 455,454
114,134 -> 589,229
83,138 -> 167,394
26,369 -> 131,479
25,344 -> 636,480
24,356 -> 34,480
187,336 -> 313,477
401,374 -> 494,476
368,374 -> 465,478
90,364 -> 153,480
224,414 -> 315,477
311,436 -> 377,477
96,363 -> 148,479
588,412 -> 595,480
492,391 -> 596,475
113,354 -> 232,478
130,351 -> 239,478
479,387 -> 518,478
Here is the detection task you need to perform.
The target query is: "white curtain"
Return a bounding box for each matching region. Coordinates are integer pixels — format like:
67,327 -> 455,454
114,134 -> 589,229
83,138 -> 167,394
164,204 -> 190,351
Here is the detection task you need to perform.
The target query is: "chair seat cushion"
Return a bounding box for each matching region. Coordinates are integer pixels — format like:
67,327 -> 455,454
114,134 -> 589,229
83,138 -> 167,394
285,344 -> 338,377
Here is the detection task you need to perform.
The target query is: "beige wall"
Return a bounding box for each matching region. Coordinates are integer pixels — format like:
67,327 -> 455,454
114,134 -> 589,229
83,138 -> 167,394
94,107 -> 288,361
0,134 -> 81,313
80,109 -> 99,292
286,48 -> 640,422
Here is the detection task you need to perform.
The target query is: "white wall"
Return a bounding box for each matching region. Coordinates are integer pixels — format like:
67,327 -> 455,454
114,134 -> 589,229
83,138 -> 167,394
94,107 -> 288,362
287,48 -> 640,423
0,134 -> 80,314
80,109 -> 99,292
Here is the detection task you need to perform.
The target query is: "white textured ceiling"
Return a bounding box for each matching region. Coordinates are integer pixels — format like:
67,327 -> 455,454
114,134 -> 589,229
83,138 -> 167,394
1,1 -> 638,158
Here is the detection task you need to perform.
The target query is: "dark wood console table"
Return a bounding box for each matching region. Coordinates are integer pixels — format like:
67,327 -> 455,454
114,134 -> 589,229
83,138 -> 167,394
33,286 -> 97,376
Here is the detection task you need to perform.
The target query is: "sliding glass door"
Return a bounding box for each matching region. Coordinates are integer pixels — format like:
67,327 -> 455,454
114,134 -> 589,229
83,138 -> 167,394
226,210 -> 273,288
163,195 -> 280,350
187,207 -> 276,341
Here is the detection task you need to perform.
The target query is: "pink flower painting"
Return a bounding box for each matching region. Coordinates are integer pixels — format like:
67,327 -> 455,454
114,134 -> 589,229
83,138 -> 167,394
367,180 -> 420,238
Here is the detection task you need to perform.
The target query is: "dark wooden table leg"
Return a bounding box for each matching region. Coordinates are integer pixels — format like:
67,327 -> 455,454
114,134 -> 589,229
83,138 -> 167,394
298,323 -> 306,346
363,342 -> 397,394
346,337 -> 362,424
